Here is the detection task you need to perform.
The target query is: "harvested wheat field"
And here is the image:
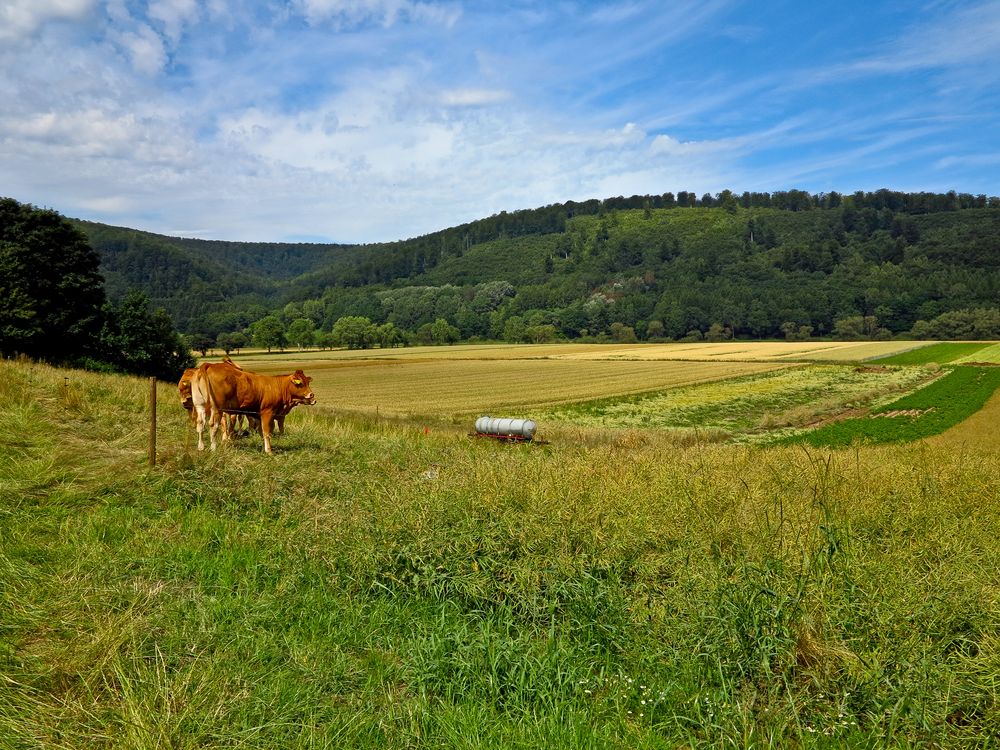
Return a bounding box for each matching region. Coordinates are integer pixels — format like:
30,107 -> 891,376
252,357 -> 786,419
545,340 -> 928,361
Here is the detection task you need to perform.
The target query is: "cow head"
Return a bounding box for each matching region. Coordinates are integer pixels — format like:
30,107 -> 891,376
288,370 -> 316,405
177,370 -> 196,410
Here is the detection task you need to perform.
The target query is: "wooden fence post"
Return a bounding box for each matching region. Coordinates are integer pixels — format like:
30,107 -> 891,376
149,377 -> 157,467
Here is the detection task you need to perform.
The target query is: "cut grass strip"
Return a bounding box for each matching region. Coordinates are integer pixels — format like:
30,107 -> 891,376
869,342 -> 991,365
955,342 -> 1000,364
791,366 -> 1000,447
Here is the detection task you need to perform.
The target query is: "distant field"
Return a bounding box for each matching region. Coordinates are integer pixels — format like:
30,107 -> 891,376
869,341 -> 992,365
930,379 -> 1000,446
537,364 -> 933,437
793,366 -> 1000,447
545,340 -> 927,362
195,343 -> 1000,441
240,357 -> 785,419
221,343 -> 600,364
215,340 -> 932,367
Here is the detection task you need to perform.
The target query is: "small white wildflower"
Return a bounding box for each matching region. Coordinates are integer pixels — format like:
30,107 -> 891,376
584,689 -> 592,694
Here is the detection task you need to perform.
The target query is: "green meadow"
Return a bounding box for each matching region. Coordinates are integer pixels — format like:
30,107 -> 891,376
793,366 -> 1000,447
870,342 -> 992,365
2,355 -> 1000,749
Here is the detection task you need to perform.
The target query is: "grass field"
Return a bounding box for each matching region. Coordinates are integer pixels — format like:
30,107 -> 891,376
955,342 -> 1000,364
792,366 -> 1000,447
869,342 -> 993,365
3,357 -> 1000,748
536,364 -> 934,438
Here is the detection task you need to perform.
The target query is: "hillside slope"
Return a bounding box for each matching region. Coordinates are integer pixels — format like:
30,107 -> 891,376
73,192 -> 1000,340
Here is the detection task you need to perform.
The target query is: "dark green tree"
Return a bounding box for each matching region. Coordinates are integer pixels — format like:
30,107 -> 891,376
286,318 -> 317,349
0,198 -> 106,361
216,330 -> 247,355
188,333 -> 215,357
252,315 -> 286,351
331,316 -> 376,349
99,291 -> 194,379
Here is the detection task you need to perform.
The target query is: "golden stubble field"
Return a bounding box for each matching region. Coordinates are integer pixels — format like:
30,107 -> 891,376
233,357 -> 786,418
215,340 -> 929,365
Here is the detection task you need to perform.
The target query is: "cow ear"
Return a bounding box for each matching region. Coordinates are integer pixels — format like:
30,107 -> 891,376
292,377 -> 303,386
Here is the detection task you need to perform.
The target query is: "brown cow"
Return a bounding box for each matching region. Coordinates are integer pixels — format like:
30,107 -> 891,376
185,358 -> 246,450
196,363 -> 316,453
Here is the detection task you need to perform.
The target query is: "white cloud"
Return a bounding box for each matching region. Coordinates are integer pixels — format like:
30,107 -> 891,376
439,88 -> 511,107
112,24 -> 168,75
649,133 -> 736,157
0,106 -> 192,164
0,0 -> 95,40
148,0 -> 200,44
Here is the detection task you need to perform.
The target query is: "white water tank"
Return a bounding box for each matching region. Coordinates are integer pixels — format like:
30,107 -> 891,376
475,415 -> 537,439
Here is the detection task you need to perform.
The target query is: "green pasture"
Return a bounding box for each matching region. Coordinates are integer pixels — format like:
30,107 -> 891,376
869,341 -> 992,365
2,358 -> 1000,748
792,366 -> 1000,447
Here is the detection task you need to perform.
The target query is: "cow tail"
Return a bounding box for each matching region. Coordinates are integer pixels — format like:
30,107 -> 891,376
201,363 -> 221,419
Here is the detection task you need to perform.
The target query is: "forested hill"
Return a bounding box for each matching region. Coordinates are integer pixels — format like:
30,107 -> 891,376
74,190 -> 1000,343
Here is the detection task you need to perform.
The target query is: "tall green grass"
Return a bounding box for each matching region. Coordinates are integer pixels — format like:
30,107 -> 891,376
2,358 -> 1000,748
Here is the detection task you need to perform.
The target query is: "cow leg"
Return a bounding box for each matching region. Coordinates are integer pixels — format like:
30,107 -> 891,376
194,404 -> 207,451
208,409 -> 221,450
260,408 -> 275,453
275,415 -> 285,434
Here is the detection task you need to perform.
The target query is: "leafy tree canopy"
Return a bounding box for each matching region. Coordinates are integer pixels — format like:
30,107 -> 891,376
1,197 -> 106,361
98,291 -> 195,380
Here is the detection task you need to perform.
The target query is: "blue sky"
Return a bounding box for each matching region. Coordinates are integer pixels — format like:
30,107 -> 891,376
1,1 -> 998,242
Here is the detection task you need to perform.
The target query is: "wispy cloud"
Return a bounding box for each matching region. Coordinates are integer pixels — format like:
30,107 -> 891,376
290,0 -> 460,29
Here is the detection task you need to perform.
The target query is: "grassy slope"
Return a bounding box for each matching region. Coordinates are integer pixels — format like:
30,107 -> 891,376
2,359 -> 1000,748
